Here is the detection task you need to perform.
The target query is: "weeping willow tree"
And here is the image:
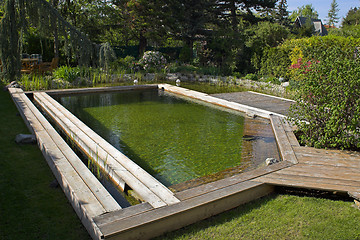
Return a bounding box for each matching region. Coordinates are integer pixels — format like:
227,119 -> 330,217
0,0 -> 98,82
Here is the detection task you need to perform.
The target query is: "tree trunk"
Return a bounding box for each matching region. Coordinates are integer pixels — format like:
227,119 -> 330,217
229,0 -> 238,32
139,33 -> 147,57
52,0 -> 60,58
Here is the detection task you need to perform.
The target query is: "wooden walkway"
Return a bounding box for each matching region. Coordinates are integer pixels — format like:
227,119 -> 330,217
9,85 -> 360,240
258,115 -> 360,200
212,91 -> 294,116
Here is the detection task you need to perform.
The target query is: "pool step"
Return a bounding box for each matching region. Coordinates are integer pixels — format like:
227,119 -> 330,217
9,88 -> 121,240
34,91 -> 180,208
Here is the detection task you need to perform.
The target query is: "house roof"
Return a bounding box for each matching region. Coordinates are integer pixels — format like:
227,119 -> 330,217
295,16 -> 328,36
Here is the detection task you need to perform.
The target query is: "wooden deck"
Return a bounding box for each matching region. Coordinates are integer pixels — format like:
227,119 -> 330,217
212,91 -> 295,116
9,85 -> 360,240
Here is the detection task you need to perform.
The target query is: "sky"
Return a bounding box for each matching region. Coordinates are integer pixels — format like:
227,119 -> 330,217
287,0 -> 359,26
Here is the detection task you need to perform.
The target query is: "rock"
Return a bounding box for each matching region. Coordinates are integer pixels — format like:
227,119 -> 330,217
49,179 -> 59,188
281,81 -> 290,87
246,111 -> 256,119
265,157 -> 280,166
15,134 -> 37,144
3,81 -> 22,91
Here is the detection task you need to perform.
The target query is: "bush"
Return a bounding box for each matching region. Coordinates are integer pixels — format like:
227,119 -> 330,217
138,51 -> 167,72
53,66 -> 81,83
260,47 -> 291,79
244,73 -> 258,81
289,47 -> 360,150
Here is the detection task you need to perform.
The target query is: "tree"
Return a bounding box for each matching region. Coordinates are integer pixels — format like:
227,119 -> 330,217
342,7 -> 360,26
290,4 -> 319,22
327,0 -> 339,26
0,0 -> 98,82
275,0 -> 290,26
217,0 -> 277,31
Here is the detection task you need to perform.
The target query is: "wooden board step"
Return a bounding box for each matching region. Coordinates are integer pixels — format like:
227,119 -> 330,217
97,181 -> 273,240
270,115 -> 298,164
256,172 -> 360,193
9,88 -> 122,240
34,91 -> 180,208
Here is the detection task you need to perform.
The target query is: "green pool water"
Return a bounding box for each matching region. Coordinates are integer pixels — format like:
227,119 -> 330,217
57,89 -> 279,187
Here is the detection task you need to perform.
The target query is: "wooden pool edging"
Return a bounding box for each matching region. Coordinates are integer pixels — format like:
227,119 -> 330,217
9,84 -> 360,239
8,88 -> 122,240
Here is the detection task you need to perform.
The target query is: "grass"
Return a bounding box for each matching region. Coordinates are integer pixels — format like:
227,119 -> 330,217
0,83 -> 91,240
1,80 -> 360,240
156,194 -> 360,240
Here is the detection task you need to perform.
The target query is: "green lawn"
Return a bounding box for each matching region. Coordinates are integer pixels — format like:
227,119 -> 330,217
1,83 -> 360,240
0,84 -> 91,240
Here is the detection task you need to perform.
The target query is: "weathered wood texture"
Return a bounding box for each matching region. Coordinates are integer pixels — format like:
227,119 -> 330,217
211,91 -> 294,116
34,92 -> 180,208
256,145 -> 360,194
158,84 -> 285,119
270,115 -> 298,164
30,84 -> 157,95
8,88 -> 122,240
97,182 -> 274,240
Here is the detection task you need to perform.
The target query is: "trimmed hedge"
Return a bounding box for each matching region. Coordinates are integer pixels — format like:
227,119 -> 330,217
260,35 -> 360,81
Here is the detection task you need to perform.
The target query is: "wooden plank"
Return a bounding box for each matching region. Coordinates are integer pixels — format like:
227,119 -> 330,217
276,164 -> 360,183
294,146 -> 360,160
100,181 -> 274,240
38,92 -> 179,206
158,84 -> 286,119
176,161 -> 292,201
348,192 -> 360,201
46,128 -> 122,212
42,84 -> 158,95
280,118 -> 300,147
94,203 -> 153,228
270,115 -> 298,164
26,92 -> 121,211
41,91 -> 179,204
35,92 -> 180,208
35,92 -> 168,208
256,172 -> 360,191
36,130 -> 104,240
9,89 -> 122,239
295,153 -> 360,168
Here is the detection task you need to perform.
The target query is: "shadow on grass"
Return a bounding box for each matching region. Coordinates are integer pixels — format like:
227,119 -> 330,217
155,193 -> 277,240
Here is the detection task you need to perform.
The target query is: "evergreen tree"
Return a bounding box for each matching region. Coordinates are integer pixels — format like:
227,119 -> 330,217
275,0 -> 290,26
327,0 -> 339,26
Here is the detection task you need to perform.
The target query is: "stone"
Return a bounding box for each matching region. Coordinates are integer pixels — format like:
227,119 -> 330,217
3,81 -> 22,91
281,81 -> 290,87
49,179 -> 59,188
246,111 -> 256,119
15,134 -> 37,144
265,157 -> 280,166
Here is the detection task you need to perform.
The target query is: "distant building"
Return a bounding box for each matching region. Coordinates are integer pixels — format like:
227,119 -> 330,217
324,24 -> 337,31
294,16 -> 328,36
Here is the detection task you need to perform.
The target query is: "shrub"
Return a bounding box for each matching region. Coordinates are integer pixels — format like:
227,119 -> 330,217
138,51 -> 167,72
53,66 -> 81,83
289,47 -> 360,150
260,47 -> 291,79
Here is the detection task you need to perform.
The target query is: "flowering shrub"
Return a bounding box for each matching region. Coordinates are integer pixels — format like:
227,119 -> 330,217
289,47 -> 360,150
138,51 -> 167,71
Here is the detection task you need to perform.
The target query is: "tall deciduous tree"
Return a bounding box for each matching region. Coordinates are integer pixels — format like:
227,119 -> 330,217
342,7 -> 360,26
327,0 -> 339,26
217,0 -> 277,31
0,0 -> 98,81
290,4 -> 319,22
